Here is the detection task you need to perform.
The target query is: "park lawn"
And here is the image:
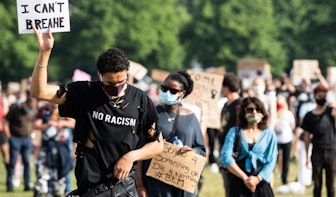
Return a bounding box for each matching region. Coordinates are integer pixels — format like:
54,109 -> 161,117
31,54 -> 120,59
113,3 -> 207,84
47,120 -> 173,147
0,156 -> 329,197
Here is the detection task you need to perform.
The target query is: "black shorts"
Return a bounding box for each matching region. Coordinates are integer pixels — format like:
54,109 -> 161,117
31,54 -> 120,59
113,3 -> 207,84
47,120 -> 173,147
0,131 -> 7,145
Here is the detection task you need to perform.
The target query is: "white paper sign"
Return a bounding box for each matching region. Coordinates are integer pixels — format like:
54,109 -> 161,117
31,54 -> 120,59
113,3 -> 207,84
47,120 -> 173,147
17,0 -> 70,34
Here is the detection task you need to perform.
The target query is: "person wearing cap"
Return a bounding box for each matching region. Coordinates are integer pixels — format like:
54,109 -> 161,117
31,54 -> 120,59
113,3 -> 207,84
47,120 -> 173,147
302,84 -> 336,197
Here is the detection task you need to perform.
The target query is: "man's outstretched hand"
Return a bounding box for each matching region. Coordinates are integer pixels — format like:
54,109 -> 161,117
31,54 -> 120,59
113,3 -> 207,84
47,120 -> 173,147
32,25 -> 54,52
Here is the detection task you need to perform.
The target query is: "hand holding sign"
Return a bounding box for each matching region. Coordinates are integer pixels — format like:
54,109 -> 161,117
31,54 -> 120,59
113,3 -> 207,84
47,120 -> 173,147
32,25 -> 54,52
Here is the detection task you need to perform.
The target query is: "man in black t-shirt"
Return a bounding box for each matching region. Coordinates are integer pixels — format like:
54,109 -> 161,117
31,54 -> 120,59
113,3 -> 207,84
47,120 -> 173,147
5,97 -> 37,192
302,84 -> 336,197
218,73 -> 242,196
30,26 -> 164,197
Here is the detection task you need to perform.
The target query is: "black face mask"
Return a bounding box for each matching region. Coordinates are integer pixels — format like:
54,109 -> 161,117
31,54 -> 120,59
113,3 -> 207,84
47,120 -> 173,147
315,98 -> 327,106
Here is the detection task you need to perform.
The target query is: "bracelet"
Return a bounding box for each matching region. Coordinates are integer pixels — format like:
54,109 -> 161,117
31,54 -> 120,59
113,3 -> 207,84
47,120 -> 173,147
36,64 -> 47,68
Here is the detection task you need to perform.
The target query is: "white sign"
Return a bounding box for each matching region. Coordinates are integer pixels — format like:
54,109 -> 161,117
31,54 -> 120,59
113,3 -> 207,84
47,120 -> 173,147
17,0 -> 70,34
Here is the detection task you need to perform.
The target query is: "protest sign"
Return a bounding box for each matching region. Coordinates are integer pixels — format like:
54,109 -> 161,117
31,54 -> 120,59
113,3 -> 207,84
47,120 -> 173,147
292,59 -> 319,80
237,59 -> 272,90
327,67 -> 336,85
184,70 -> 223,129
128,61 -> 148,81
146,141 -> 206,193
17,0 -> 70,34
151,69 -> 170,83
72,69 -> 91,82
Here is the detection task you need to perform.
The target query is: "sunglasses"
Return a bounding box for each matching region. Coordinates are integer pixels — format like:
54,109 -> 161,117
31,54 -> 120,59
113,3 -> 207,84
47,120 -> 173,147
160,85 -> 182,95
245,107 -> 259,113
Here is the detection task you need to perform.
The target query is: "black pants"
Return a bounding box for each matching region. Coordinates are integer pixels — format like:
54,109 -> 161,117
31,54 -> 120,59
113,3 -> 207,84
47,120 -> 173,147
311,148 -> 336,197
277,142 -> 292,184
206,128 -> 219,164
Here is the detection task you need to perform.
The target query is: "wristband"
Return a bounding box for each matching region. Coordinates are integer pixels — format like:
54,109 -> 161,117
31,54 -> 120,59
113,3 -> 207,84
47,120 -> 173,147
36,64 -> 47,68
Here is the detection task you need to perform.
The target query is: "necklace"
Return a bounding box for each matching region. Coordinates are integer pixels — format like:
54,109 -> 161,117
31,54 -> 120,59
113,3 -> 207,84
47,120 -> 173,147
110,96 -> 122,107
165,111 -> 176,122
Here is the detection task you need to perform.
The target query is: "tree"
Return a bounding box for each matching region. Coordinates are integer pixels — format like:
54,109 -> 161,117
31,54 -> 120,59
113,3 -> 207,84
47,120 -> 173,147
0,1 -> 38,86
53,0 -> 187,81
181,0 -> 287,75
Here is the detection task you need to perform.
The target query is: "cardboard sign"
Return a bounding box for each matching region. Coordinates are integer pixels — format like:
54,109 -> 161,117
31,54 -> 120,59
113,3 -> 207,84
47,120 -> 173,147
151,69 -> 170,83
128,61 -> 148,81
327,67 -> 336,85
237,59 -> 271,80
205,66 -> 226,76
184,70 -> 224,129
17,0 -> 70,34
292,59 -> 319,79
146,141 -> 206,193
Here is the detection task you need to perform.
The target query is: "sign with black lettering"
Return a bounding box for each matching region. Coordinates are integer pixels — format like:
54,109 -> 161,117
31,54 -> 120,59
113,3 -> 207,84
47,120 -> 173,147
17,0 -> 70,34
146,141 -> 206,193
184,70 -> 224,129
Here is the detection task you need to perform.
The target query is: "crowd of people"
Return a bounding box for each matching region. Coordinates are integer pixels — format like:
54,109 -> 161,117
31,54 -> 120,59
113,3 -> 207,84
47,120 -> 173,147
0,26 -> 335,197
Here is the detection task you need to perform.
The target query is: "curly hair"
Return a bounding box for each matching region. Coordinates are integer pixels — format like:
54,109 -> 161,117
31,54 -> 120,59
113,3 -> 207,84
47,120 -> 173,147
237,97 -> 269,130
165,70 -> 194,98
96,48 -> 130,74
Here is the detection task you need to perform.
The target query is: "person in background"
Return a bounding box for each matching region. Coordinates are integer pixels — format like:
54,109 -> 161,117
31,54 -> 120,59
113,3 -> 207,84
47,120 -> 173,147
146,83 -> 160,106
218,72 -> 242,196
220,97 -> 278,197
296,92 -> 315,187
135,70 -> 206,197
30,26 -> 164,197
250,76 -> 277,130
33,102 -> 75,197
4,95 -> 37,192
0,82 -> 10,174
302,84 -> 336,197
274,94 -> 295,185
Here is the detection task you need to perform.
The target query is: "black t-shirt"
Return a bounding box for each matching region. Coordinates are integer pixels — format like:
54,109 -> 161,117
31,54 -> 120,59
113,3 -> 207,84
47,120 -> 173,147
218,98 -> 242,147
5,104 -> 35,137
301,107 -> 335,150
59,81 -> 158,177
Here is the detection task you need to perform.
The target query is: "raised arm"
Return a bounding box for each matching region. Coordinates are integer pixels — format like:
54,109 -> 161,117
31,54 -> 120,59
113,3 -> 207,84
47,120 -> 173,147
30,26 -> 66,104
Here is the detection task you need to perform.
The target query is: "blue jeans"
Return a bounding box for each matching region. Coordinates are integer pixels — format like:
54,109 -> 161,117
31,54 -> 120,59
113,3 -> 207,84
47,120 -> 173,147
6,136 -> 32,189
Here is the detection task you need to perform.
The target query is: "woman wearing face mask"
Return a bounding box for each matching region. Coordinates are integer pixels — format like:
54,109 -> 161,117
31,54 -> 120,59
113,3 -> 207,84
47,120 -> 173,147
220,97 -> 278,197
302,84 -> 336,197
135,70 -> 206,197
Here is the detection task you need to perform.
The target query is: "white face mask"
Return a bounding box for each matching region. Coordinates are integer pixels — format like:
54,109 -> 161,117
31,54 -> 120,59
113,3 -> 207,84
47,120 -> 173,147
252,85 -> 266,95
159,90 -> 181,105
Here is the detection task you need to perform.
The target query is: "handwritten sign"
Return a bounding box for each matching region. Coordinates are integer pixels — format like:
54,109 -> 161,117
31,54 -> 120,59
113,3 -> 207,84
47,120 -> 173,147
327,67 -> 336,85
128,61 -> 148,81
184,70 -> 224,129
292,59 -> 319,79
146,141 -> 206,193
17,0 -> 70,34
151,69 -> 170,83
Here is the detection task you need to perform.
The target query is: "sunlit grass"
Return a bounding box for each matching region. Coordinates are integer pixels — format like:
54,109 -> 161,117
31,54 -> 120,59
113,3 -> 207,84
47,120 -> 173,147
0,154 -> 330,197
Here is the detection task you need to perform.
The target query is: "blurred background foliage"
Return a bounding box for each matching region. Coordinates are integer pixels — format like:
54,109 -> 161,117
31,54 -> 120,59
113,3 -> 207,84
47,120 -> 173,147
1,0 -> 336,86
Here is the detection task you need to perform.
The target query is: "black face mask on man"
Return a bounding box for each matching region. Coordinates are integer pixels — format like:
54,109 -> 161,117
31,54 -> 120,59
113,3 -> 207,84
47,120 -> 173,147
315,98 -> 327,106
101,83 -> 125,96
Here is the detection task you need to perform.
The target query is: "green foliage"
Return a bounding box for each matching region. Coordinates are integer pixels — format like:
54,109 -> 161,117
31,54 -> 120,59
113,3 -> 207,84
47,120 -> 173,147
181,0 -> 287,75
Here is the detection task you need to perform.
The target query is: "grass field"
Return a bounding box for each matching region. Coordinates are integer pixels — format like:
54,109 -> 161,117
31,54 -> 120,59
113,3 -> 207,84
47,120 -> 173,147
0,156 -> 329,197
